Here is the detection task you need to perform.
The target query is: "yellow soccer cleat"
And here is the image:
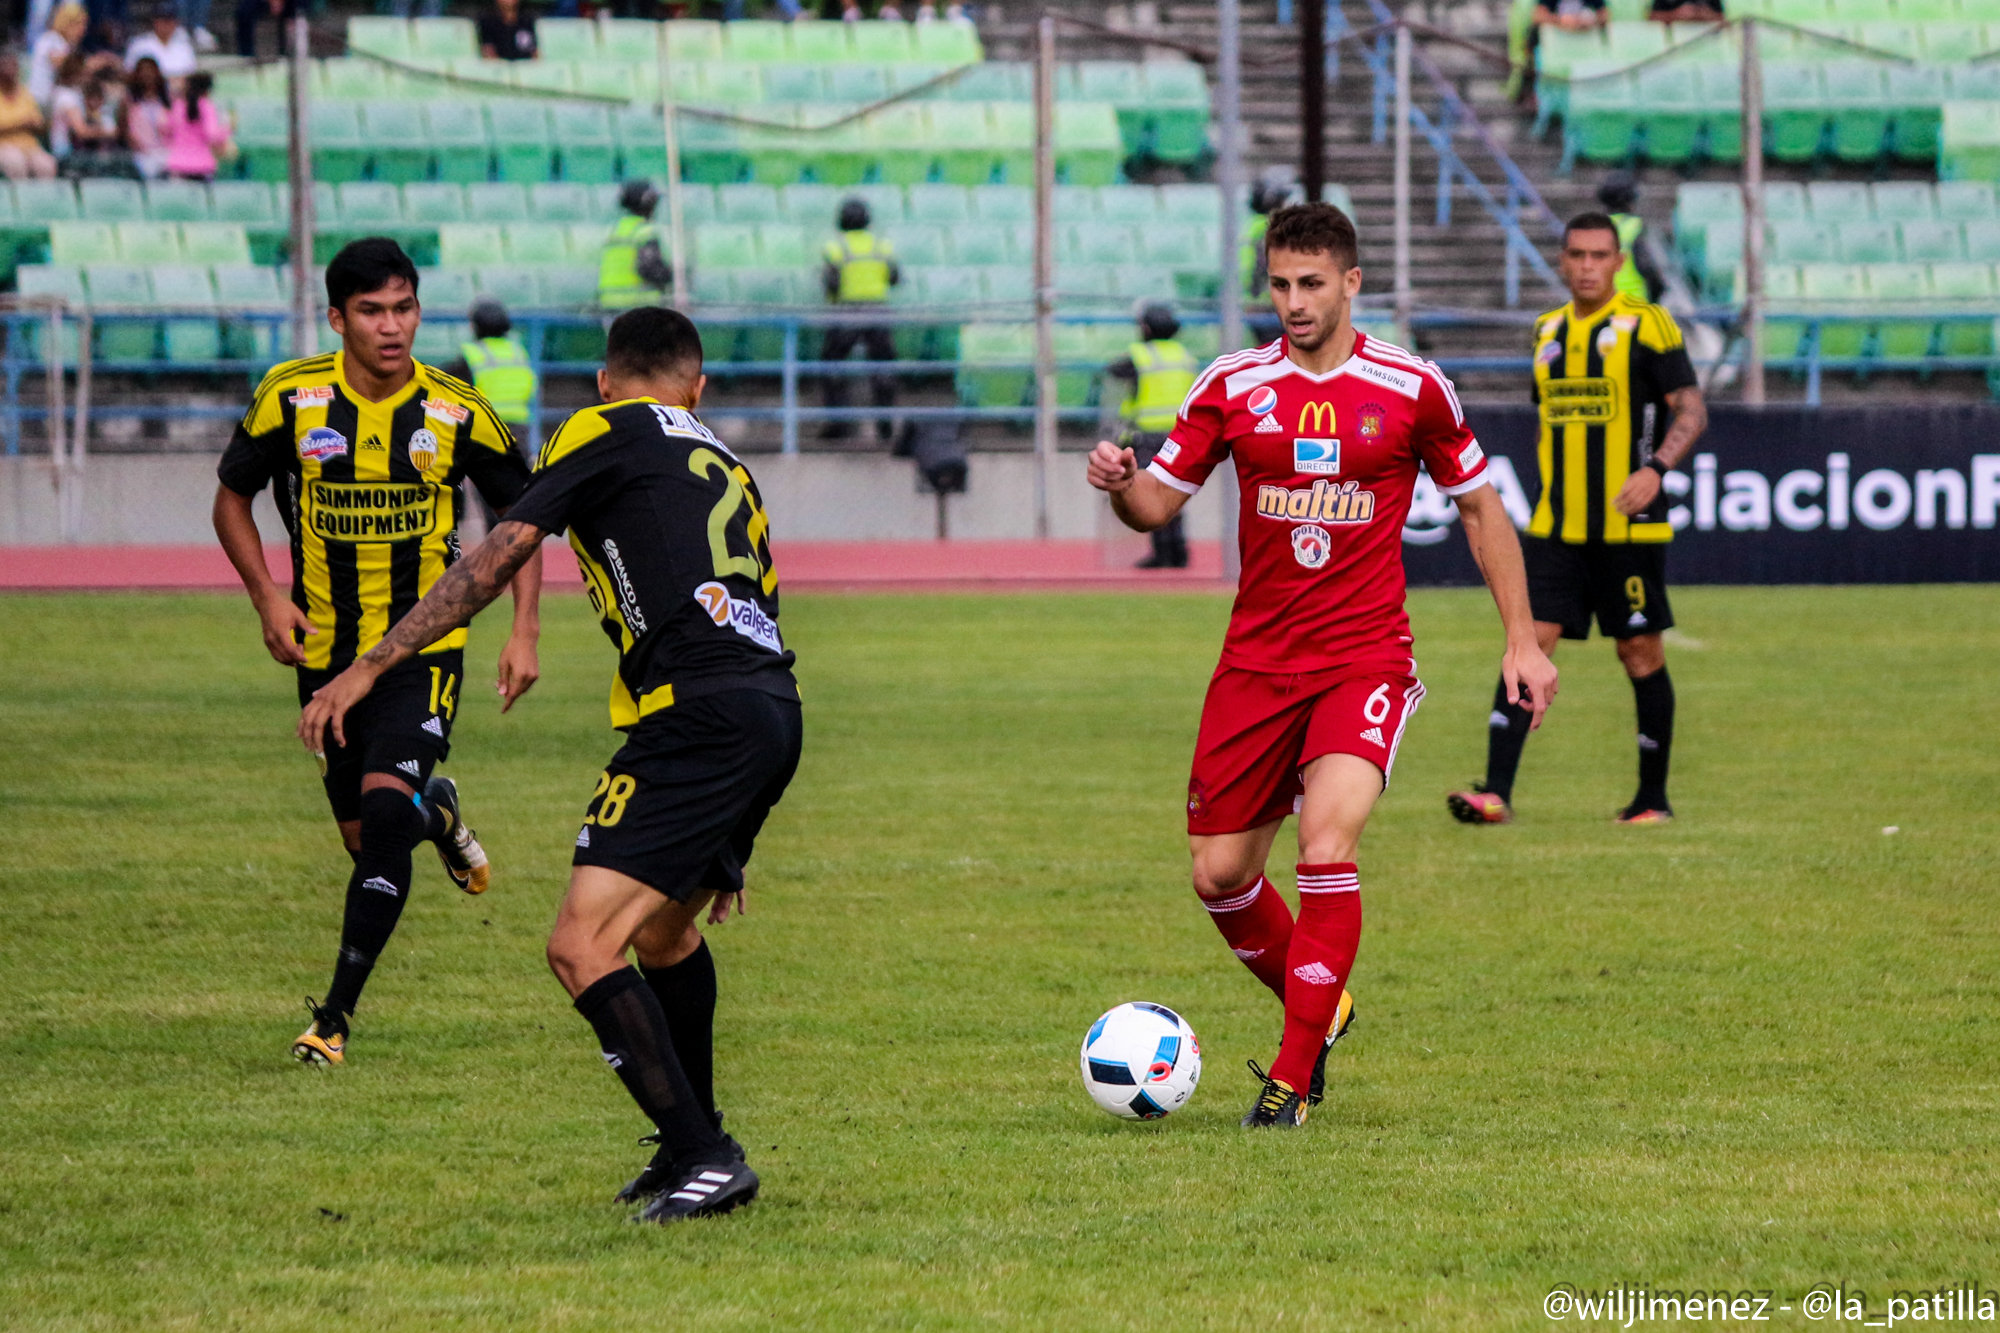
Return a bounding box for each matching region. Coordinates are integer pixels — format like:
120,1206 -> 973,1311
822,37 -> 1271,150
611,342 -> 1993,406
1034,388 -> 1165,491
424,775 -> 490,895
1241,1061 -> 1308,1128
291,998 -> 346,1065
1306,988 -> 1356,1106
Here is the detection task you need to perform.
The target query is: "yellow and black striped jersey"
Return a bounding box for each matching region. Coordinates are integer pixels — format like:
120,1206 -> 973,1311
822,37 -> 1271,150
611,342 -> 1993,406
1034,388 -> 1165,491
1528,293 -> 1698,545
217,353 -> 531,671
507,397 -> 796,730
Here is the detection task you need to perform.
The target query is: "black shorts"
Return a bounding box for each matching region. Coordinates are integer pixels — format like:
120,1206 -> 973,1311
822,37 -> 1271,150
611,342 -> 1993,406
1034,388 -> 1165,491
297,651 -> 461,822
572,688 -> 803,904
1523,537 -> 1675,641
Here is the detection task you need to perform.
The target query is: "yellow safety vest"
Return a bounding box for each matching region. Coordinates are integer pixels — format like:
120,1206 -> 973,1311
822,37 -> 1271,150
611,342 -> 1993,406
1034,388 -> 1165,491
1611,212 -> 1647,301
460,336 -> 537,426
1241,214 -> 1269,298
1120,338 -> 1197,434
823,230 -> 893,303
599,214 -> 660,309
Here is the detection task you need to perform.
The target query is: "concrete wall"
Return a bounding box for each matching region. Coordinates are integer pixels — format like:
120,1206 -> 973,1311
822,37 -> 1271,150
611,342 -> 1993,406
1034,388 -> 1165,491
0,451 -> 1229,545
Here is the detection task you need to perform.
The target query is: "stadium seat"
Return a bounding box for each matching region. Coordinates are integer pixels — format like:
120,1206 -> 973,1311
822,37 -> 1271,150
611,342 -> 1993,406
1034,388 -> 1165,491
1798,263 -> 1867,357
425,102 -> 492,184
756,223 -> 811,267
487,101 -> 554,183
1870,182 -> 1934,224
1764,182 -> 1810,222
762,62 -> 825,103
309,101 -> 369,184
1143,62 -> 1210,163
1139,222 -> 1207,266
851,21 -> 913,63
719,183 -> 784,224
505,223 -> 571,265
913,21 -> 982,65
956,322 -> 1033,407
233,96 -> 289,181
1835,221 -> 1896,263
978,266 -> 1032,302
696,223 -> 759,270
14,180 -> 77,225
1937,181 -> 1998,222
361,101 -> 433,184
598,18 -> 658,61
348,16 -> 411,60
399,183 -> 464,226
888,223 -> 950,265
1868,262 -> 1934,361
410,17 -> 477,60
145,181 -> 210,222
1931,261 -> 1997,354
417,267 -> 477,311
535,17 -> 597,61
213,261 -> 280,361
1566,66 -> 1637,163
337,182 -> 404,229
1158,184 -> 1222,224
1821,63 -> 1889,163
549,103 -> 617,185
322,58 -> 395,102
951,221 -> 1014,264
929,104 -> 999,185
1883,66 -> 1945,162
539,265 -> 598,309
1941,102 -> 2000,182
723,20 -> 789,62
1771,220 -> 1838,264
414,317 -> 471,363
528,182 -> 597,224
465,183 -> 531,223
1901,219 -> 1964,263
180,223 -> 250,266
1762,64 -> 1826,162
1807,181 -> 1871,224
827,63 -> 889,105
1964,219 -> 2000,261
906,184 -> 972,224
48,221 -> 117,265
1115,264 -> 1175,299
1097,186 -> 1162,224
1696,65 -> 1742,161
151,264 -> 220,364
439,223 -> 507,267
1068,221 -> 1135,264
84,264 -> 158,361
1636,64 -> 1702,164
78,179 -> 144,222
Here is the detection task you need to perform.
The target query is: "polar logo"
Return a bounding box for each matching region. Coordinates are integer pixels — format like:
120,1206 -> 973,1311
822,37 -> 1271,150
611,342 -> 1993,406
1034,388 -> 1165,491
1291,523 -> 1333,569
1247,385 -> 1278,416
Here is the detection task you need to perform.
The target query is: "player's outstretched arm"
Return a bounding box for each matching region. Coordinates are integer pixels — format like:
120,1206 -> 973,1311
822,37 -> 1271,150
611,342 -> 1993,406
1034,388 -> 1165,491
1613,384 -> 1707,517
1456,484 -> 1560,731
495,540 -> 544,713
297,520 -> 548,751
212,483 -> 316,666
1086,440 -> 1192,534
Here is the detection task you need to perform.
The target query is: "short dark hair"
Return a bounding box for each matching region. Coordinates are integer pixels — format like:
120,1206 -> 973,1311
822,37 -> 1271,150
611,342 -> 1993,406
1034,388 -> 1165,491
326,237 -> 419,312
1563,211 -> 1622,249
605,306 -> 704,383
1264,202 -> 1359,271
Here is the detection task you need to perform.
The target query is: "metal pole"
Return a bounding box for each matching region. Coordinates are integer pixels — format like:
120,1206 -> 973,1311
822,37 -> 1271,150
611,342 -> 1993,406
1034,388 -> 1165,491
1393,22 -> 1413,347
659,34 -> 688,309
44,302 -> 66,540
1741,17 -> 1766,405
1217,0 -> 1244,584
1300,0 -> 1325,201
287,14 -> 315,360
1032,15 -> 1056,540
780,320 -> 799,456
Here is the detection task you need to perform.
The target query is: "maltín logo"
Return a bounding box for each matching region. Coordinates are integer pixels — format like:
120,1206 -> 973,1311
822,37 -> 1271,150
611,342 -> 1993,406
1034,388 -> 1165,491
1292,961 -> 1338,985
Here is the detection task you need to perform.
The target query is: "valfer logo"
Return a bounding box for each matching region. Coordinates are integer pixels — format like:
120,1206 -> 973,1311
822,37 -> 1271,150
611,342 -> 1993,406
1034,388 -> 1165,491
1247,385 -> 1278,416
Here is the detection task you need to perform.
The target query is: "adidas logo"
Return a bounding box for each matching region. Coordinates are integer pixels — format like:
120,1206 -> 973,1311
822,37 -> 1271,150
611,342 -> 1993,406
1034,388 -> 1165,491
1254,414 -> 1283,433
1231,947 -> 1264,960
1488,710 -> 1511,729
361,876 -> 400,896
1359,725 -> 1385,747
421,716 -> 444,737
600,1050 -> 622,1069
396,759 -> 422,778
575,826 -> 591,848
1292,961 -> 1339,986
1628,611 -> 1647,627
1638,733 -> 1660,751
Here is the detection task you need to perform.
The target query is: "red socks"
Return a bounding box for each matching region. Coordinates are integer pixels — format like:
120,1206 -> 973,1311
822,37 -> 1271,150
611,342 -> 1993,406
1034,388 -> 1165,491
1202,875 -> 1293,1000
1268,862 -> 1362,1090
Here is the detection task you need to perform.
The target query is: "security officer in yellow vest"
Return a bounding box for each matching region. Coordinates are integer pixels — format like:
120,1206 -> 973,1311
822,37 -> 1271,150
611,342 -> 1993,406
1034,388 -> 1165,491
452,299 -> 539,433
599,180 -> 673,310
1597,173 -> 1663,302
820,197 -> 900,440
1103,302 -> 1197,568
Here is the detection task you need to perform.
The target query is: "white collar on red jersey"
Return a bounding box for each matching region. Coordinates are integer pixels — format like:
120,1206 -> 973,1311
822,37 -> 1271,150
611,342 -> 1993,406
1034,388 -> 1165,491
1222,331 -> 1427,402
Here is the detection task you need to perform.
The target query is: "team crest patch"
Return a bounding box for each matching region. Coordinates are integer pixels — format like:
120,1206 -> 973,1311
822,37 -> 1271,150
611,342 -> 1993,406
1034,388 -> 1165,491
422,397 -> 470,425
1247,385 -> 1279,416
1537,340 -> 1563,366
1291,523 -> 1333,569
407,428 -> 439,472
1358,402 -> 1387,438
1596,324 -> 1621,355
288,385 -> 334,408
1294,437 -> 1340,475
1187,778 -> 1207,815
299,427 -> 347,462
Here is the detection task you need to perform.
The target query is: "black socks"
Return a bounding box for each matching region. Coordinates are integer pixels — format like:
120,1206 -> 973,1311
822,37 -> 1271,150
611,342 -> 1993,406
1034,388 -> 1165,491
642,940 -> 718,1121
1630,667 -> 1675,811
574,966 -> 728,1167
324,786 -> 428,1019
1482,676 -> 1534,803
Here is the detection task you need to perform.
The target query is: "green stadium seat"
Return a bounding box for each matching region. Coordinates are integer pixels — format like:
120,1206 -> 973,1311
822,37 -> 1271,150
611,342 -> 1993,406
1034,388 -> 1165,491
213,262 -> 281,360
309,102 -> 369,184
562,221 -> 609,263
144,181 -> 209,222
1636,64 -> 1702,164
690,266 -> 733,303
1566,66 -> 1638,163
1807,180 -> 1871,223
16,261 -> 82,301
539,266 -> 598,308
1158,184 -> 1222,224
1765,182 -> 1809,222
718,183 -> 783,224
337,182 -> 404,229
887,223 -> 948,264
469,264 -> 536,300
1941,101 -> 2000,182
1604,21 -> 1670,64
913,20 -> 981,65
1948,62 -> 2000,102
151,265 -> 220,363
1847,21 -> 1918,57
675,115 -> 749,186
487,101 -> 553,183
1052,185 -> 1099,222
527,182 -> 596,223
85,263 -> 159,362
1696,64 -> 1742,161
842,182 -> 906,223
917,265 -> 981,306
788,22 -> 849,63
1115,264 -> 1175,299
180,223 -> 250,266
695,223 -> 759,270
612,106 -> 668,182
851,21 -> 913,63
1769,0 -> 1832,23
827,64 -> 889,104
78,179 -> 144,222
505,223 -> 571,265
1798,262 -> 1867,358
722,21 -> 789,62
1054,104 -> 1122,186
411,17 -> 477,59
535,18 -> 598,61
1143,62 -> 1210,163
1898,0 -> 1958,18
1770,219 -> 1838,263
1870,182 -> 1934,223
778,182 -> 839,226
1821,62 -> 1889,162
950,222 -> 1014,264
322,58 -> 395,101
905,184 -> 972,224
888,62 -> 953,96
1139,221 -> 1207,266
48,221 -> 117,265
424,102 -> 492,184
659,20 -> 721,61
1835,220 -> 1896,262
414,317 -> 470,362
762,63 -> 825,102
972,184 -> 1034,222
733,268 -> 802,306
1762,64 -> 1826,162
1964,218 -> 2000,260
399,183 -> 463,225
1868,262 -> 1934,361
348,16 -> 411,59
418,267 -> 477,310
1930,261 -> 1997,355
209,181 -> 275,244
550,103 -> 617,185
439,223 -> 506,266
1097,185 -> 1161,224
956,322 -> 1033,407
465,183 -> 531,223
926,103 -> 998,185
1674,182 -> 1740,263
1068,222 -> 1134,263
978,266 -> 1032,302
363,101 -> 434,184
232,96 -> 289,182
1900,219 -> 1964,262
511,61 -> 574,95
1937,181 -> 1997,221
756,222 -> 811,266
942,62 -> 1027,102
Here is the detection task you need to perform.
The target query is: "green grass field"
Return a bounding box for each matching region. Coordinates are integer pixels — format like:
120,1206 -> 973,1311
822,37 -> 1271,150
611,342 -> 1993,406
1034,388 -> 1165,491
4,585 -> 1998,1331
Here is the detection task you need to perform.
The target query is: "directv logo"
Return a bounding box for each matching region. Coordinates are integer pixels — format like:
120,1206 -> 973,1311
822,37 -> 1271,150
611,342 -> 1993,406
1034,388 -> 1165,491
1295,438 -> 1341,475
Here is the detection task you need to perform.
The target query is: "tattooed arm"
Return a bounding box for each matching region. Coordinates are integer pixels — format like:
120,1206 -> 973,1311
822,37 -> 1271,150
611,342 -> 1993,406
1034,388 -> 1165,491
297,521 -> 547,751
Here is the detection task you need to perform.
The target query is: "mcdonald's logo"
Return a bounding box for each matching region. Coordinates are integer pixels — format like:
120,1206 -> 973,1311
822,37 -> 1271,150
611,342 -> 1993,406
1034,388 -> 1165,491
1297,401 -> 1336,435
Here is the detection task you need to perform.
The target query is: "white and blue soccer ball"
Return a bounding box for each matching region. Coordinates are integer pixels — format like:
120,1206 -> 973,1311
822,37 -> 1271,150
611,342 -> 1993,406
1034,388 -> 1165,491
1079,1002 -> 1202,1120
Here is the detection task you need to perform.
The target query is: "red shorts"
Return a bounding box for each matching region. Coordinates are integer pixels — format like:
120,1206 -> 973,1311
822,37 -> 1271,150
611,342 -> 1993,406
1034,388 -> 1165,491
1186,664 -> 1426,835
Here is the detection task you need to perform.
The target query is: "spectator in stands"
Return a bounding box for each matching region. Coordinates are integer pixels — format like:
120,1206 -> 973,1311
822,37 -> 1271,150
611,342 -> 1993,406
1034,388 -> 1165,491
178,0 -> 217,53
30,2 -> 87,105
1650,0 -> 1722,20
52,64 -> 129,176
233,0 -> 297,58
478,0 -> 538,60
598,179 -> 672,309
0,53 -> 58,179
124,53 -> 168,177
1102,302 -> 1196,569
123,0 -> 194,79
1597,172 -> 1664,300
1532,0 -> 1606,34
164,69 -> 231,179
448,299 -> 540,437
820,196 -> 899,441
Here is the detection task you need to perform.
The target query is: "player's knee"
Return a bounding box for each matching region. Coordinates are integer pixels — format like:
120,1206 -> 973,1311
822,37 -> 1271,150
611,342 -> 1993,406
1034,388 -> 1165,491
1190,852 -> 1262,902
357,786 -> 426,852
1617,634 -> 1665,677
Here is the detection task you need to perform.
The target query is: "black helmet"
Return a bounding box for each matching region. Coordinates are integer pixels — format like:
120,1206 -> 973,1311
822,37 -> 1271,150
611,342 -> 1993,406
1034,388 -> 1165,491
1136,300 -> 1179,341
620,179 -> 660,217
838,197 -> 870,231
469,297 -> 510,339
1597,171 -> 1638,213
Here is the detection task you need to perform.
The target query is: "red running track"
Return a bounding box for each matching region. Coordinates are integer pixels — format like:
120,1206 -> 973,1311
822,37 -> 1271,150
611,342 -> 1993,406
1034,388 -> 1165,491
0,540 -> 1230,593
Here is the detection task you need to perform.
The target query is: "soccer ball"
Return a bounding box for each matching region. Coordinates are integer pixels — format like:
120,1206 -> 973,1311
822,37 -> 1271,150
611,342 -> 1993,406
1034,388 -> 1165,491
1079,1002 -> 1202,1120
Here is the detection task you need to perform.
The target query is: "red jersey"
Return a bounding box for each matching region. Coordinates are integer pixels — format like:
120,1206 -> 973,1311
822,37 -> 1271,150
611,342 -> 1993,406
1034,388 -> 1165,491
1149,332 -> 1490,675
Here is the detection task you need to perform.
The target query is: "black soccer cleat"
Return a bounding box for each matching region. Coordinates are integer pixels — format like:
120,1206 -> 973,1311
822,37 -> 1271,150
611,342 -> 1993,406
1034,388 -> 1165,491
423,775 -> 490,894
1447,783 -> 1513,825
615,1117 -> 747,1204
1240,1060 -> 1308,1128
634,1160 -> 760,1224
1615,799 -> 1674,825
1306,989 -> 1357,1107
